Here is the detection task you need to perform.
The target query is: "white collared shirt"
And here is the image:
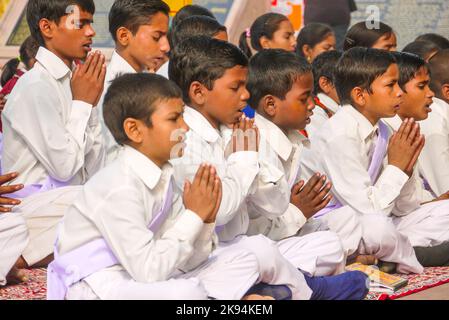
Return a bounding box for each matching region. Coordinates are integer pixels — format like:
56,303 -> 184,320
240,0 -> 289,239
246,113 -> 309,240
98,51 -> 137,164
170,106 -> 260,242
301,105 -> 420,217
59,146 -> 215,299
156,60 -> 169,79
383,115 -> 434,203
419,98 -> 449,196
1,47 -> 104,185
307,93 -> 340,138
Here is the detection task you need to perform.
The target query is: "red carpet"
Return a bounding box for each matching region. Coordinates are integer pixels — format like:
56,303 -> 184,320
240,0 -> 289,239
365,267 -> 449,300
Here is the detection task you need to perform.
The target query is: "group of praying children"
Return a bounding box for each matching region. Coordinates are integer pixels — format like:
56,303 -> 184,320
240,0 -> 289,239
1,0 -> 449,300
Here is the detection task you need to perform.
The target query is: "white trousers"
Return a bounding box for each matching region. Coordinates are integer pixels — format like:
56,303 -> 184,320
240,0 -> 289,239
15,186 -> 82,266
219,235 -> 313,300
67,246 -> 261,300
300,206 -> 424,274
394,199 -> 449,248
277,231 -> 346,276
0,213 -> 29,286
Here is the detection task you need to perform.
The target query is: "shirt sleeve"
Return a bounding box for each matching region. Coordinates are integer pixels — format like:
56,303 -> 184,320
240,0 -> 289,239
93,187 -> 205,283
6,80 -> 93,182
320,134 -> 409,216
83,107 -> 106,179
248,203 -> 307,241
172,133 -> 260,227
419,126 -> 449,197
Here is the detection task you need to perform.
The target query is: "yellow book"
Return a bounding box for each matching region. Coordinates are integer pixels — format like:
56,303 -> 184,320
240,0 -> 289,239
346,263 -> 408,293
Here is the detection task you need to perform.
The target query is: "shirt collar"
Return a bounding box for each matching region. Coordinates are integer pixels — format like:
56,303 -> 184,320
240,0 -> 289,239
109,51 -> 137,76
317,93 -> 340,113
35,46 -> 72,80
184,106 -> 221,143
382,115 -> 403,131
255,113 -> 294,161
343,105 -> 379,141
122,145 -> 171,190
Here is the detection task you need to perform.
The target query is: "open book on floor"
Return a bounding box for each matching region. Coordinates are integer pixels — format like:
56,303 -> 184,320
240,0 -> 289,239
346,263 -> 408,293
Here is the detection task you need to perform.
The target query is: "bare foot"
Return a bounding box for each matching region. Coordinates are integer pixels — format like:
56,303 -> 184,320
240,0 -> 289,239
6,267 -> 29,285
242,294 -> 275,300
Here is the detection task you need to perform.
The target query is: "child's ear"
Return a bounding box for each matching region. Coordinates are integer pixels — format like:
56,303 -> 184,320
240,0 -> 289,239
188,81 -> 206,106
262,95 -> 277,117
319,76 -> 332,95
350,87 -> 366,107
302,45 -> 312,62
123,118 -> 143,144
260,36 -> 271,50
441,84 -> 449,102
116,27 -> 132,46
38,18 -> 55,42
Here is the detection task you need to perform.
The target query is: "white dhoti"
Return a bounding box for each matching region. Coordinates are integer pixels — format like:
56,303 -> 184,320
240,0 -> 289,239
394,200 -> 449,248
67,247 -> 261,300
0,212 -> 29,286
15,186 -> 82,266
277,231 -> 346,276
219,234 -> 313,300
300,206 -> 423,274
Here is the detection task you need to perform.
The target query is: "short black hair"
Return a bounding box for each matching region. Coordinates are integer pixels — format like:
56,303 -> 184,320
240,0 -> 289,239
335,47 -> 396,105
402,40 -> 440,61
109,0 -> 170,42
171,4 -> 215,30
416,33 -> 449,50
391,51 -> 428,92
239,13 -> 289,58
103,73 -> 182,145
170,15 -> 226,49
296,23 -> 334,58
343,21 -> 393,51
169,35 -> 248,104
247,49 -> 312,109
428,49 -> 449,98
312,50 -> 343,95
27,0 -> 95,46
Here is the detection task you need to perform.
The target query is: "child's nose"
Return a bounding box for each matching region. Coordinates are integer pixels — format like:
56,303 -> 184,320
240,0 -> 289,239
160,36 -> 170,54
85,24 -> 96,38
241,87 -> 250,101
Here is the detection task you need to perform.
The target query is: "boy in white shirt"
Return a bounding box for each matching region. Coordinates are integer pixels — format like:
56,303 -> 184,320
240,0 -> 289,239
244,50 -> 345,272
169,36 -> 369,300
301,48 -> 449,273
307,50 -> 342,138
1,0 -> 106,269
98,0 -> 171,163
420,49 -> 449,197
382,51 -> 449,266
49,73 -> 279,300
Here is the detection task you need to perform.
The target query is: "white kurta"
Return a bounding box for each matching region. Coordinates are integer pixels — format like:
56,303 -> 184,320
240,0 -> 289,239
300,105 -> 424,273
97,51 -> 137,164
1,47 -> 105,186
171,107 -> 313,299
419,98 -> 449,196
59,146 -> 264,300
243,113 -> 345,276
307,93 -> 340,138
382,115 -> 449,249
0,212 -> 28,286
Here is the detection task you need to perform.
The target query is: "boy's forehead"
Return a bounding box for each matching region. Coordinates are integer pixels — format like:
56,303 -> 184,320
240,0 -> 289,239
292,72 -> 313,93
221,65 -> 248,81
138,13 -> 169,32
379,63 -> 399,80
